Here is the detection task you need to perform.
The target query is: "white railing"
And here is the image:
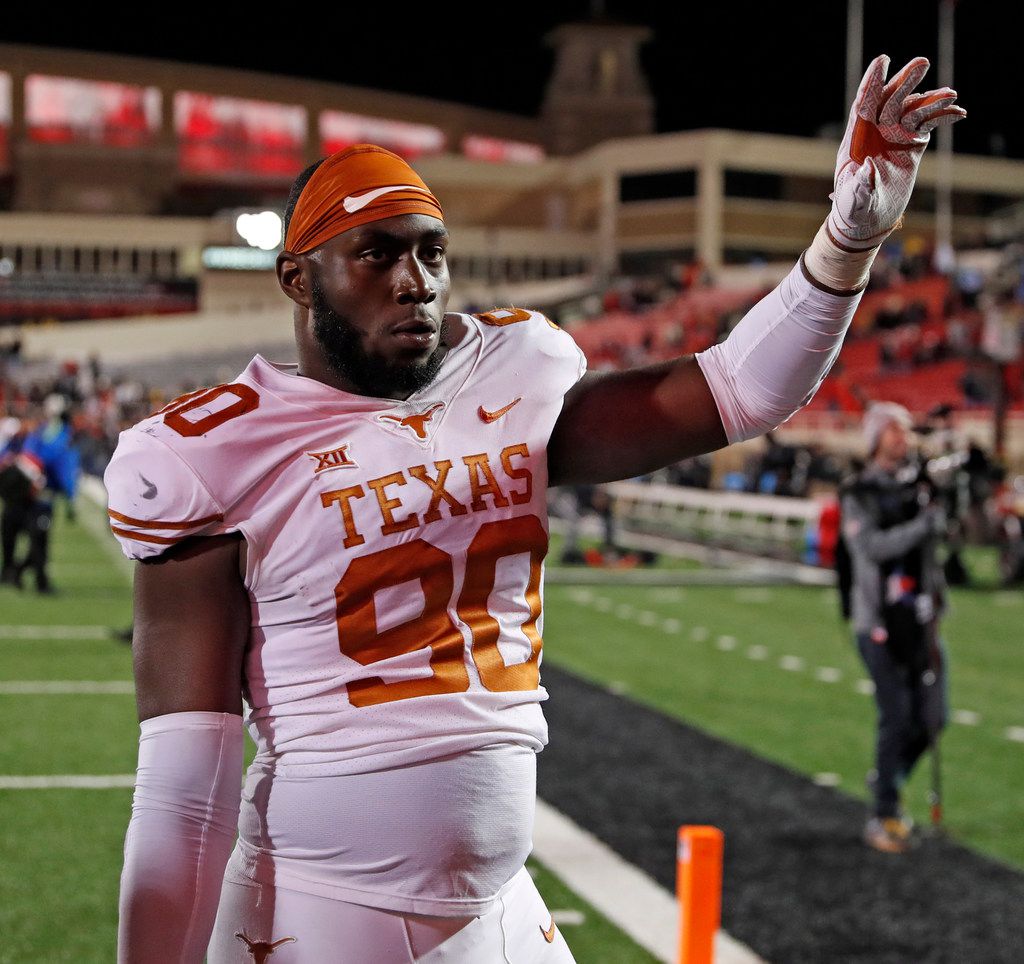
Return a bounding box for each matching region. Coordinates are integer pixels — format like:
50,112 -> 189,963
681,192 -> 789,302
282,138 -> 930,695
605,481 -> 822,561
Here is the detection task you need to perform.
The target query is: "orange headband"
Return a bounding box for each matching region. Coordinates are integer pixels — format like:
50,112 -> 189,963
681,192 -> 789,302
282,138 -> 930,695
284,144 -> 444,254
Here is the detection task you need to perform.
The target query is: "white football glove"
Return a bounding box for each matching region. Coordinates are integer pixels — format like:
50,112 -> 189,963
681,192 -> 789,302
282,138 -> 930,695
828,54 -> 966,251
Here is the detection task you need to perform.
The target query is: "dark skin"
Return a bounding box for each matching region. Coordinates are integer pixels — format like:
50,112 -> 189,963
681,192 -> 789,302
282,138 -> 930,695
132,212 -> 725,721
286,215 -> 458,399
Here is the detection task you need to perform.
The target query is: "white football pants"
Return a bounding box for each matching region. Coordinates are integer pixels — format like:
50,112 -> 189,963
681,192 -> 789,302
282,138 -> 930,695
207,865 -> 576,963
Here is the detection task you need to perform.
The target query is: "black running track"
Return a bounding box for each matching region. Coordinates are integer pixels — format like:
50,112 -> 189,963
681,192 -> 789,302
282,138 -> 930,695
536,665 -> 1024,964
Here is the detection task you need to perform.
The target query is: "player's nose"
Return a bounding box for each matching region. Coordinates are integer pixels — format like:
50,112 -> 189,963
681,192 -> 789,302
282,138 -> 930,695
394,255 -> 436,305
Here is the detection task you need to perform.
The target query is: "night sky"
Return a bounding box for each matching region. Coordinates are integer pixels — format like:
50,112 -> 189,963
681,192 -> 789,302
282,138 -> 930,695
4,0 -> 1021,159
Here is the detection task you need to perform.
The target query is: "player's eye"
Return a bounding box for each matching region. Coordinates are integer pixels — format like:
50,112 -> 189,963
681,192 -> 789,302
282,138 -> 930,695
422,245 -> 446,263
360,248 -> 388,263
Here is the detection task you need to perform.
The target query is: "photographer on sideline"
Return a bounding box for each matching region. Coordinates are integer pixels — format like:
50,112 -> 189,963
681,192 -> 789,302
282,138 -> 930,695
841,402 -> 948,853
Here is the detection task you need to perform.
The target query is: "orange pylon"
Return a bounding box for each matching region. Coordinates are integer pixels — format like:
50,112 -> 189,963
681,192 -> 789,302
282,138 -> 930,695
677,825 -> 724,964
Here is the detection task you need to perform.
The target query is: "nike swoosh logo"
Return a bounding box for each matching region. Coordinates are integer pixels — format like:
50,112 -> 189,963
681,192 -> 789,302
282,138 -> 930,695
139,474 -> 157,500
478,397 -> 522,423
540,917 -> 556,943
342,185 -> 427,213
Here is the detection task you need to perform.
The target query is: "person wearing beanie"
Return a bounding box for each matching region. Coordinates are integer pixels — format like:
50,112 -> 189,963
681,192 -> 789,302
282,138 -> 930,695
105,51 -> 963,963
841,402 -> 949,853
863,401 -> 914,458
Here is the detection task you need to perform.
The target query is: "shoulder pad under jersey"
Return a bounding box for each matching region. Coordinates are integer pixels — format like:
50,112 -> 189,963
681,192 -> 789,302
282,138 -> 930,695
472,307 -> 587,389
102,381 -> 261,559
104,426 -> 231,560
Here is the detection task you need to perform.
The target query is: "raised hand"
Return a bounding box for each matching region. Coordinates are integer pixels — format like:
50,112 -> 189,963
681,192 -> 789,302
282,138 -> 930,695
828,55 -> 966,251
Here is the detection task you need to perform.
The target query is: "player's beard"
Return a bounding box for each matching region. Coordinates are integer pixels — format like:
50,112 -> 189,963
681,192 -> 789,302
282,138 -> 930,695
310,274 -> 447,398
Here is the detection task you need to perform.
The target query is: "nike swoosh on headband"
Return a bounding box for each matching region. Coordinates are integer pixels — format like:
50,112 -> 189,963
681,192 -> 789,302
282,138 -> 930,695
342,185 -> 430,213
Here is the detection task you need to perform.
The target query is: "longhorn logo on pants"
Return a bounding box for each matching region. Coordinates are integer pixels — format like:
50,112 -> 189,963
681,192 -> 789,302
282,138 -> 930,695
235,932 -> 296,962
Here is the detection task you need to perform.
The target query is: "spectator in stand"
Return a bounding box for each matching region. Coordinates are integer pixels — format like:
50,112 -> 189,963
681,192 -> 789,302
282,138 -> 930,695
981,288 -> 1024,404
921,404 -> 971,585
754,432 -> 798,496
680,259 -> 707,292
900,236 -> 933,280
960,362 -> 997,407
665,454 -> 713,489
813,360 -> 865,414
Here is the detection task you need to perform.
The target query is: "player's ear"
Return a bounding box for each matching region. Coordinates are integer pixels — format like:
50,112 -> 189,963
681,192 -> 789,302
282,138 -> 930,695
276,251 -> 313,309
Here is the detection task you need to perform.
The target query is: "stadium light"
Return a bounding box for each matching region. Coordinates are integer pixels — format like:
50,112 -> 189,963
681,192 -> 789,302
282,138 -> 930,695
235,211 -> 283,251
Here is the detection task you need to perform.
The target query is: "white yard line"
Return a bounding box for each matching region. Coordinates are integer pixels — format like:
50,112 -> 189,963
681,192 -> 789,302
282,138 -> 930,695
992,593 -> 1023,607
0,626 -> 110,640
45,563 -> 127,576
534,799 -> 765,964
550,909 -> 586,926
649,588 -> 687,602
561,593 -> 1014,749
0,680 -> 133,694
0,774 -> 135,789
566,589 -> 594,605
733,589 -> 774,604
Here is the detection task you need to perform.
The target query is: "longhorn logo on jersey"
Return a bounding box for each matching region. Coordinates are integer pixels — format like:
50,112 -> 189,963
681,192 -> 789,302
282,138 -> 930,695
378,402 -> 445,441
306,444 -> 357,475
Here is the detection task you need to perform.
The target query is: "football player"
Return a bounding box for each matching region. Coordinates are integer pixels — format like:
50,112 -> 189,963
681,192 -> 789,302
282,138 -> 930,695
109,56 -> 962,962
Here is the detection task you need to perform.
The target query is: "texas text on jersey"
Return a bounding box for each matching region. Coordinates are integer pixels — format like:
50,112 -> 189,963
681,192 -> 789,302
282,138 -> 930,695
105,306 -> 586,916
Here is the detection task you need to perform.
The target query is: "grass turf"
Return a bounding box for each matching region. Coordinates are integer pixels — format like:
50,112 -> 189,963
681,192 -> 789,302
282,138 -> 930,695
0,787 -> 653,963
0,501 -> 658,962
543,577 -> 1024,870
526,859 -> 660,964
3,497 -> 1021,957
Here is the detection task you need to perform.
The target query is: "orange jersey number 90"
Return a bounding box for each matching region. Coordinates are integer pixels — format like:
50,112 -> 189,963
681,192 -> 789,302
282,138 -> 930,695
334,514 -> 546,708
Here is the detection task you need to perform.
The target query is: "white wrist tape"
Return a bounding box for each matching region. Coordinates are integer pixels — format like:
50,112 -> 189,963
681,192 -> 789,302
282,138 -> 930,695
803,220 -> 881,293
695,260 -> 862,444
118,711 -> 243,964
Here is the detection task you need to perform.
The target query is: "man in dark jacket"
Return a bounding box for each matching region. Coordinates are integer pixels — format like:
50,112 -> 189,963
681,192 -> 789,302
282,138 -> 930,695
841,402 -> 948,852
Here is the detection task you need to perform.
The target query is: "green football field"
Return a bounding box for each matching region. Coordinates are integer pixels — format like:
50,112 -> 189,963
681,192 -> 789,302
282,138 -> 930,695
1,495 -> 1022,960
0,500 -> 657,962
543,571 -> 1024,870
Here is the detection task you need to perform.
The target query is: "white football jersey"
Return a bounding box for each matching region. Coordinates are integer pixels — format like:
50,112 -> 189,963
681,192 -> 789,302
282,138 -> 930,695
105,308 -> 587,913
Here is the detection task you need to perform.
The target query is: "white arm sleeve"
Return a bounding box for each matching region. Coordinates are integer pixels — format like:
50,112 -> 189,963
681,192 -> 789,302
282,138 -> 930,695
118,711 -> 243,964
695,257 -> 862,444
